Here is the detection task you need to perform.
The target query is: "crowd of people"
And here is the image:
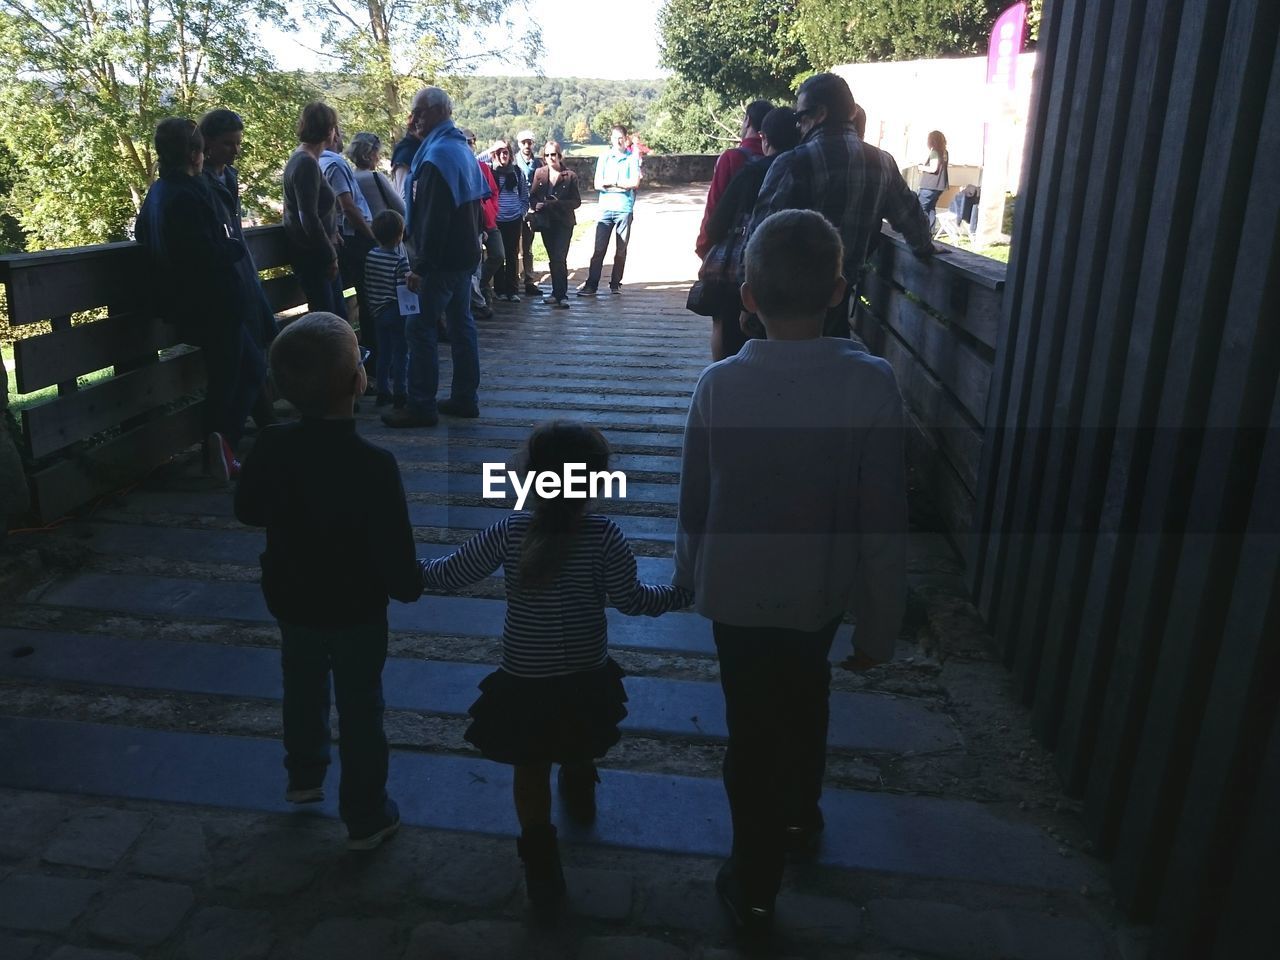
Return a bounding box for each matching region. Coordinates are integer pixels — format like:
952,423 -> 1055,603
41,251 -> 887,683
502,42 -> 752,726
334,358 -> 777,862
138,73 -> 921,943
135,89 -> 647,470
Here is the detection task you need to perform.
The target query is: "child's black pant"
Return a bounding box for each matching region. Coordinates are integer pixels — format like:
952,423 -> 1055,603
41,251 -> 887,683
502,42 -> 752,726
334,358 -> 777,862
279,620 -> 389,831
713,617 -> 841,906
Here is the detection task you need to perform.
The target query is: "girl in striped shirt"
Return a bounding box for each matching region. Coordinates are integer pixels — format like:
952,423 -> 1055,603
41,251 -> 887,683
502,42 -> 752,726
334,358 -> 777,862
419,421 -> 691,917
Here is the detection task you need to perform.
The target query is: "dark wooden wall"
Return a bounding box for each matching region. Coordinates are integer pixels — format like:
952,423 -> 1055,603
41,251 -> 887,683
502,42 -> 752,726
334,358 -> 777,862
1,228 -> 304,521
855,231 -> 1004,559
969,0 -> 1279,955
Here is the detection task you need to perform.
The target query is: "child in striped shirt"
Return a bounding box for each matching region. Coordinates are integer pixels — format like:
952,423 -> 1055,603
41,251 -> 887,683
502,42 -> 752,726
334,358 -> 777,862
363,210 -> 409,408
419,421 -> 692,918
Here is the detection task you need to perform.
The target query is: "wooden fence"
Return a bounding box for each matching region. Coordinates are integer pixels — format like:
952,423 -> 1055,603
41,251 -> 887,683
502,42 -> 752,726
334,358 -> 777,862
0,227 -> 303,521
854,230 -> 1005,561
965,0 -> 1279,955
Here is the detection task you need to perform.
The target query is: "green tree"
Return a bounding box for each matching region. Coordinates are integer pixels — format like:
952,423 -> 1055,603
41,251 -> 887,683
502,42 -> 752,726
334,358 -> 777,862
0,0 -> 297,248
793,0 -> 1007,68
658,0 -> 810,103
792,0 -> 1042,70
646,76 -> 740,154
310,0 -> 543,141
591,100 -> 636,138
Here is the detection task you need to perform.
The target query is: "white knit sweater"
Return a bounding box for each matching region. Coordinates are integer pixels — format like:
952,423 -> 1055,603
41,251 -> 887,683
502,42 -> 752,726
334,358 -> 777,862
673,337 -> 907,661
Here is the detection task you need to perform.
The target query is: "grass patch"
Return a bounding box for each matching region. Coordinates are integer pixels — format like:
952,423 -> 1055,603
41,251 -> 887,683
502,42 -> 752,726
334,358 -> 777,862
3,342 -> 116,419
564,144 -> 607,158
529,219 -> 596,265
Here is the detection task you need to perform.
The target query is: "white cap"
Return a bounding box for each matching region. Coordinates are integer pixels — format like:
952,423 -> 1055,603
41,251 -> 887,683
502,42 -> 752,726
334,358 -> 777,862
516,129 -> 536,143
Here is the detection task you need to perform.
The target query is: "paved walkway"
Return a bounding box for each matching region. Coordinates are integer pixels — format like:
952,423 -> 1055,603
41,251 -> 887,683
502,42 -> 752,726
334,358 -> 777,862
0,188 -> 1145,959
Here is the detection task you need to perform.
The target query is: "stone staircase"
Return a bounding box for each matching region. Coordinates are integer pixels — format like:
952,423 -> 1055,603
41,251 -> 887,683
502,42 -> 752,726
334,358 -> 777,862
0,272 -> 1139,957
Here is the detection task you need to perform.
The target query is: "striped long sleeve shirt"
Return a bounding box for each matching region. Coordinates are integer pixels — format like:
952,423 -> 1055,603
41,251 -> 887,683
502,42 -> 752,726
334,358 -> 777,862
420,513 -> 692,678
364,245 -> 409,314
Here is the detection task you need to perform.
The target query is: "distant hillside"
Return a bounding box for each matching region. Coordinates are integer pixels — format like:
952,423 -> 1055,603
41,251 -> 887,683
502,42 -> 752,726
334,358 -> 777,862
447,76 -> 664,147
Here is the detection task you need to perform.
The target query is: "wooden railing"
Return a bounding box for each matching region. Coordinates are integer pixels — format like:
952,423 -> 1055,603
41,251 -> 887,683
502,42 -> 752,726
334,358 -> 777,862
0,226 -> 303,522
854,227 -> 1006,561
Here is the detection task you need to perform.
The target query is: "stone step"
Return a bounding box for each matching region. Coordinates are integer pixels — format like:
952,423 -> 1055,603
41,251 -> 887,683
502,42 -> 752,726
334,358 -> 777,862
0,715 -> 1095,893
34,572 -> 687,657
30,572 -> 859,661
0,628 -> 957,755
74,523 -> 679,581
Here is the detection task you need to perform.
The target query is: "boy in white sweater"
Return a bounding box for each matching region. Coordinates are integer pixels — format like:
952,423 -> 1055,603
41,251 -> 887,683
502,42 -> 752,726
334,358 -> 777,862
674,208 -> 907,937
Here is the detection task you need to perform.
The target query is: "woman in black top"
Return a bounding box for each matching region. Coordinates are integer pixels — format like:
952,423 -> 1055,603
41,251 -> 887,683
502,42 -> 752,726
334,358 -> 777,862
916,130 -> 949,234
282,102 -> 345,319
200,108 -> 278,428
528,141 -> 582,308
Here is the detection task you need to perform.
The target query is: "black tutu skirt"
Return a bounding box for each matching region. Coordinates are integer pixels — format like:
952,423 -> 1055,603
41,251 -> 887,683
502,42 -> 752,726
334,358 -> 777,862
464,658 -> 629,766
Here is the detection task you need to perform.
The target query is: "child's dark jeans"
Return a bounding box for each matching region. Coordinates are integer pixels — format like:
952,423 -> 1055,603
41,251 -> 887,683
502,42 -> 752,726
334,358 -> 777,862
713,617 -> 841,906
373,302 -> 408,398
279,619 -> 390,831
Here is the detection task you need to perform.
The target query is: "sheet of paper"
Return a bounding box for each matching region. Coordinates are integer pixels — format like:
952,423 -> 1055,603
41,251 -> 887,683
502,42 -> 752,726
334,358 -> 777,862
396,284 -> 420,315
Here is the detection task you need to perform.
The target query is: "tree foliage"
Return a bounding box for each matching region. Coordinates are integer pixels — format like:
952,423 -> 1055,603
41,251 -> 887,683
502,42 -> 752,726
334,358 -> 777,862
792,0 -> 1010,69
440,76 -> 662,148
0,0 -> 308,247
645,76 -> 743,154
307,0 -> 542,142
658,0 -> 810,103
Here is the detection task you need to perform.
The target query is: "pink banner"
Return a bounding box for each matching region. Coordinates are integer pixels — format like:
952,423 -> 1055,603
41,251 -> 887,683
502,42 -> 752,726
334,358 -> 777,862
987,3 -> 1028,90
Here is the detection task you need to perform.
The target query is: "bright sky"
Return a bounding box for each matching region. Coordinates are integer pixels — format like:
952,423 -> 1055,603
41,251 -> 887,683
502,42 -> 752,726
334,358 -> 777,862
261,1 -> 668,80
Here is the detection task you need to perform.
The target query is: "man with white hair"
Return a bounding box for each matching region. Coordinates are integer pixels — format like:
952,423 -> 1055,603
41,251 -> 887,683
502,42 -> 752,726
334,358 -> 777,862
382,87 -> 491,428
513,129 -> 544,295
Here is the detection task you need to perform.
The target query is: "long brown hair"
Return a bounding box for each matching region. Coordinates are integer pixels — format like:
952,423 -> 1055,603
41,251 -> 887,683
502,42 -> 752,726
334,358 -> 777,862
516,421 -> 611,588
927,129 -> 948,156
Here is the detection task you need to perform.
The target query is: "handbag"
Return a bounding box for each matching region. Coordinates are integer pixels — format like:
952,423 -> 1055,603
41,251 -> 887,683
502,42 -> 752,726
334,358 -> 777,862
686,279 -> 718,316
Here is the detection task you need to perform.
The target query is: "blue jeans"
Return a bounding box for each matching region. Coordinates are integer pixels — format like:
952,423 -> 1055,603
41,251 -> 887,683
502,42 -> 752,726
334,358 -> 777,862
918,188 -> 943,233
293,257 -> 348,321
374,302 -> 407,398
586,209 -> 633,289
405,269 -> 480,415
279,619 -> 389,829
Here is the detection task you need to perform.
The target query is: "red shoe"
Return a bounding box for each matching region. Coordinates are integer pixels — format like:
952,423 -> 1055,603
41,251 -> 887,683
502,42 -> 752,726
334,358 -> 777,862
207,432 -> 240,481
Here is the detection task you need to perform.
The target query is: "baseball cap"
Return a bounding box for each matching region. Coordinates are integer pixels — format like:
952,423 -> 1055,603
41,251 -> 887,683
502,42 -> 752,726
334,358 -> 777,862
516,129 -> 536,143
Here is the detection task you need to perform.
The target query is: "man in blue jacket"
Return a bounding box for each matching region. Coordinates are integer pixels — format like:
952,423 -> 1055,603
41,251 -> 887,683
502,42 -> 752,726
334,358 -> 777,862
382,87 -> 489,428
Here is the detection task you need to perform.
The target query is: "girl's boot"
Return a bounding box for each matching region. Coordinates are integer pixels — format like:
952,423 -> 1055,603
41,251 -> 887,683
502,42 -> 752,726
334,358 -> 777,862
517,823 -> 566,919
557,761 -> 600,823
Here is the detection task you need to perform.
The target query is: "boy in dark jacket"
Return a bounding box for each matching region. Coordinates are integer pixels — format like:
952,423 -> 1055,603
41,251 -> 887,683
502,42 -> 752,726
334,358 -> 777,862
234,311 -> 422,850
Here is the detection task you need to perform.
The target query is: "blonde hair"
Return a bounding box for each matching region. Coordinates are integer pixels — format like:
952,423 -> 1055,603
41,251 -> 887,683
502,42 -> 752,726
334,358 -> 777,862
269,312 -> 358,416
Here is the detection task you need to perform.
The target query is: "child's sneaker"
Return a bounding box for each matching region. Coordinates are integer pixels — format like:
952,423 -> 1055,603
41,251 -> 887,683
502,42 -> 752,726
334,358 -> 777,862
557,762 -> 599,823
206,432 -> 240,481
347,798 -> 400,851
284,784 -> 324,804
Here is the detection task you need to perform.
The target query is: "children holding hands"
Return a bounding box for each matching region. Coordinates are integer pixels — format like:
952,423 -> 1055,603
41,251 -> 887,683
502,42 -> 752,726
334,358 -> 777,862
419,421 -> 692,916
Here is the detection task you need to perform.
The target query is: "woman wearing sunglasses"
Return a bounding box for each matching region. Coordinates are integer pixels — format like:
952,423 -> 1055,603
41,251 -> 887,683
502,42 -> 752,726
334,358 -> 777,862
489,140 -> 530,302
528,141 -> 582,308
